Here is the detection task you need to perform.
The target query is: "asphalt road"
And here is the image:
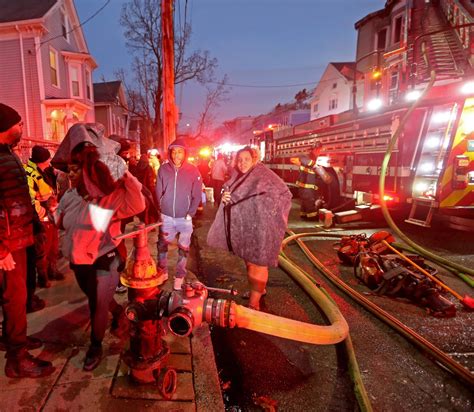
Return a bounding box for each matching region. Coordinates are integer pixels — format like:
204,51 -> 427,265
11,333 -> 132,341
192,201 -> 474,411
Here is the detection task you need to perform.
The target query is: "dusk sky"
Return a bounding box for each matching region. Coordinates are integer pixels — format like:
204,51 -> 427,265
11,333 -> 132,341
75,0 -> 384,130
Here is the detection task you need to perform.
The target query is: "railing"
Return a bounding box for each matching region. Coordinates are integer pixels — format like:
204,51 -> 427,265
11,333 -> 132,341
16,137 -> 60,163
440,0 -> 474,53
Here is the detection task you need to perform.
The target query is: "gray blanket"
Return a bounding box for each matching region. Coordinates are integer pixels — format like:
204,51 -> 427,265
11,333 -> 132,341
207,163 -> 292,267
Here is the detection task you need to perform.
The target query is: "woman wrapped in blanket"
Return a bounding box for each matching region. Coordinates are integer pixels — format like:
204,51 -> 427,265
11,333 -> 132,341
207,146 -> 292,310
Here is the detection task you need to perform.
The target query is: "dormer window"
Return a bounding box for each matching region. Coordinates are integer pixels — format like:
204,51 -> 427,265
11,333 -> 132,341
61,9 -> 69,41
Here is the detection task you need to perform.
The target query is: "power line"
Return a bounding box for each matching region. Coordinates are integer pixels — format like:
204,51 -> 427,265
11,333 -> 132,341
39,0 -> 111,47
209,74 -> 357,89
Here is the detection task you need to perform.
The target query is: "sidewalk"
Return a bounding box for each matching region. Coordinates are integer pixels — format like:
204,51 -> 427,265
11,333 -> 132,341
0,227 -> 224,411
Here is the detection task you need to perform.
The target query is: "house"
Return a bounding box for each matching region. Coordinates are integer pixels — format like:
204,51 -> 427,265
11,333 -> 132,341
309,62 -> 363,120
354,0 -> 473,112
0,0 -> 97,157
93,80 -> 129,138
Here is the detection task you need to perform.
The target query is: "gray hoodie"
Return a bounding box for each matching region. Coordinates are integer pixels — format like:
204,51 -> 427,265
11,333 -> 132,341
156,160 -> 202,218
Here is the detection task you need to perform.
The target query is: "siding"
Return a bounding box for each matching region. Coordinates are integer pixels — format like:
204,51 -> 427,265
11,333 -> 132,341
0,39 -> 26,119
22,38 -> 43,139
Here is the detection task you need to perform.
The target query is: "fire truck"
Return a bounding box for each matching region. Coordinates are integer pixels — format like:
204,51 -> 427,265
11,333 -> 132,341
251,81 -> 474,229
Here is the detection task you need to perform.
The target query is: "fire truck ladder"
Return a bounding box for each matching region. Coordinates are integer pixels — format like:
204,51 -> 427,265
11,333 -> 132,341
404,99 -> 458,228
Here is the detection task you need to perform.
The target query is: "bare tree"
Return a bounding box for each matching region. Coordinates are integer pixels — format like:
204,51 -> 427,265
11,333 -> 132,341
119,0 -> 226,149
193,75 -> 230,139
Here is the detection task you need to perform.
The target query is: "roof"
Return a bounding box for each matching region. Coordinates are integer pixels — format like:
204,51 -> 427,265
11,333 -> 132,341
329,62 -> 361,80
0,0 -> 57,24
93,81 -> 122,103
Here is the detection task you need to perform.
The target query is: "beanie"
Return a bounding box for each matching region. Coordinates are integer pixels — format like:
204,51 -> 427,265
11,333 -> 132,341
0,103 -> 21,133
31,145 -> 51,164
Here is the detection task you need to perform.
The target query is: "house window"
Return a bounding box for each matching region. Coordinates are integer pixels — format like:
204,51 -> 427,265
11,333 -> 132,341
332,82 -> 337,89
85,69 -> 92,100
49,48 -> 59,87
312,103 -> 319,113
329,96 -> 338,110
377,28 -> 387,50
69,65 -> 81,97
61,10 -> 69,40
393,16 -> 403,44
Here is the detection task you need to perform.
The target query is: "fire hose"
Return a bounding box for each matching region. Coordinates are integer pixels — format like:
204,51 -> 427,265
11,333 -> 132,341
282,231 -> 474,388
378,66 -> 474,309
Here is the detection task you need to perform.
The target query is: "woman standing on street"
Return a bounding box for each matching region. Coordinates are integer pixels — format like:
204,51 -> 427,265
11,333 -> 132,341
54,123 -> 145,371
207,146 -> 292,310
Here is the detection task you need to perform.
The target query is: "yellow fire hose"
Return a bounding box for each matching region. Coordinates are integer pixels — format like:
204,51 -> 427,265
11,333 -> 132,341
279,239 -> 372,411
378,67 -> 474,308
283,231 -> 474,388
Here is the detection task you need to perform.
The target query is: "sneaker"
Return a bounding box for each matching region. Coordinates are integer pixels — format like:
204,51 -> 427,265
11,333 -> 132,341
0,336 -> 43,352
115,285 -> 127,294
173,277 -> 184,291
27,295 -> 46,313
83,344 -> 103,372
5,350 -> 55,378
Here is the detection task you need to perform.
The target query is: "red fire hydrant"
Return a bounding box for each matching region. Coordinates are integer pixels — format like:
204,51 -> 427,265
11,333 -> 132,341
114,222 -> 177,398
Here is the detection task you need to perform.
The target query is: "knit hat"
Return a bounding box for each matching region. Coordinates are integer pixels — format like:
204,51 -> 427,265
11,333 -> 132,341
0,103 -> 21,133
31,145 -> 51,164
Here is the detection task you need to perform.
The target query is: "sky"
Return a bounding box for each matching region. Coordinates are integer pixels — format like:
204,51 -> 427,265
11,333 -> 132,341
75,0 -> 384,131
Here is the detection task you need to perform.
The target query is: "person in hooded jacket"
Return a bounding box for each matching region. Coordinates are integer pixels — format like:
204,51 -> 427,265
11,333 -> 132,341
155,139 -> 202,290
54,123 -> 145,372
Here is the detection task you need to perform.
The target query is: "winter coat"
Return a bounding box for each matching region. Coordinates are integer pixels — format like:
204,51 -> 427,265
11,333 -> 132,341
207,163 -> 292,267
0,144 -> 35,258
156,161 -> 202,218
24,160 -> 54,219
58,171 -> 145,265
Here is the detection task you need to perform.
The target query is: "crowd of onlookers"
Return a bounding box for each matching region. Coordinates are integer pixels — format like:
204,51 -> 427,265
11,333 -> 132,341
0,102 -> 293,378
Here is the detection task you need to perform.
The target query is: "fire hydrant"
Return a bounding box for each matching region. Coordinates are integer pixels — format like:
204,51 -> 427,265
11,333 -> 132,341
114,222 -> 177,399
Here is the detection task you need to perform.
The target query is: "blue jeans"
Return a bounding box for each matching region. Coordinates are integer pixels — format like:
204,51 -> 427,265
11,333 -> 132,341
158,214 -> 193,278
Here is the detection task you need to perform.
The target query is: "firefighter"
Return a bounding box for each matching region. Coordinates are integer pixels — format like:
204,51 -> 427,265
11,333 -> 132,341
24,146 -> 63,293
291,142 -> 332,220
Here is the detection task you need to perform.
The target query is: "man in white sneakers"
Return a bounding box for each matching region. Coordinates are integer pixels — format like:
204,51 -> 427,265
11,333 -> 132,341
155,139 -> 202,290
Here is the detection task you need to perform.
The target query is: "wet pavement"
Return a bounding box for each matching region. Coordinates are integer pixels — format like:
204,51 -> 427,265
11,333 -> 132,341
1,200 -> 473,411
0,228 -> 224,412
193,200 -> 474,411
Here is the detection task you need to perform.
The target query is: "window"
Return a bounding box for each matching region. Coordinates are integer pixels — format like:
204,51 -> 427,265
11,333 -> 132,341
393,16 -> 403,44
61,10 -> 69,40
49,48 -> 59,87
85,69 -> 92,100
332,82 -> 337,89
377,28 -> 387,50
69,65 -> 81,97
312,103 -> 319,113
329,96 -> 338,110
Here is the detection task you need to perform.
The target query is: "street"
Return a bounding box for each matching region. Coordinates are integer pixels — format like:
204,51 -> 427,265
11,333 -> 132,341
193,201 -> 474,411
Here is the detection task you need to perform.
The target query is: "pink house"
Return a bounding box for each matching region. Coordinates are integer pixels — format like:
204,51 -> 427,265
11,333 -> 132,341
0,0 -> 97,157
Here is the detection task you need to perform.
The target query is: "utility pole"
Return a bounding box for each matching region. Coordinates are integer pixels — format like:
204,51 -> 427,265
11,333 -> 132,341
161,0 -> 177,151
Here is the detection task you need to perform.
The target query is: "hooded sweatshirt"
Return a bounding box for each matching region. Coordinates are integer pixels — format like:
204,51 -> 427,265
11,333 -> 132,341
155,139 -> 202,218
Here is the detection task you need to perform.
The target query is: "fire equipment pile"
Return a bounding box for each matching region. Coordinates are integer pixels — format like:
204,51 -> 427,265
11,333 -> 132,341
335,231 -> 456,318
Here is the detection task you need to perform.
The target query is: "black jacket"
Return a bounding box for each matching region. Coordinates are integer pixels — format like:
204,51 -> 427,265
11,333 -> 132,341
0,144 -> 35,258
